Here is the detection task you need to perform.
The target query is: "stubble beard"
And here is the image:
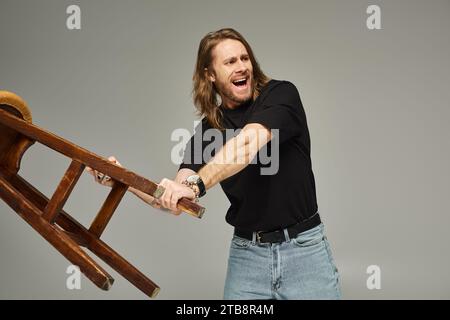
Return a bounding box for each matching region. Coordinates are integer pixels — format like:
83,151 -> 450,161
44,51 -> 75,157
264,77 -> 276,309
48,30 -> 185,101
215,78 -> 254,108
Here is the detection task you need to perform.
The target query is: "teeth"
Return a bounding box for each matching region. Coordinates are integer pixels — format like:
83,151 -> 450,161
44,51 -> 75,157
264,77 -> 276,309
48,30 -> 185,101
233,78 -> 246,84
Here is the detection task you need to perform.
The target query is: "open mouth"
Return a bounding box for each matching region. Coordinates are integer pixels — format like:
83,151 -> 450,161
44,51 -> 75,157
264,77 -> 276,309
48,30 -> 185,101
232,77 -> 248,89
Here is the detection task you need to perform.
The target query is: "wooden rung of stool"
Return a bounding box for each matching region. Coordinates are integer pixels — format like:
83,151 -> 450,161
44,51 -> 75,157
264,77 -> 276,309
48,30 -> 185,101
42,160 -> 85,223
0,90 -> 206,298
89,181 -> 128,238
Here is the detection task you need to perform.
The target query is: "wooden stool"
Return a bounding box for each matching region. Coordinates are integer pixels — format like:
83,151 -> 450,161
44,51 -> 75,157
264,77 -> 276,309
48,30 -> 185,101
0,91 -> 204,298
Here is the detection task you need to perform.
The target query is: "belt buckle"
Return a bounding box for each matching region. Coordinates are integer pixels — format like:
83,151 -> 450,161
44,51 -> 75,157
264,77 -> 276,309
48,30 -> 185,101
256,231 -> 264,243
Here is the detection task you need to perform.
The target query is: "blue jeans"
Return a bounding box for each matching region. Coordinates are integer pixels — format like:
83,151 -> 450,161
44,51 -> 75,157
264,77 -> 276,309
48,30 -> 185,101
223,223 -> 341,299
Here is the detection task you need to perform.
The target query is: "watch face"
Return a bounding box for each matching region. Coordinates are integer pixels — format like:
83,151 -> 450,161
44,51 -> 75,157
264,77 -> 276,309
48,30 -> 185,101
186,175 -> 200,184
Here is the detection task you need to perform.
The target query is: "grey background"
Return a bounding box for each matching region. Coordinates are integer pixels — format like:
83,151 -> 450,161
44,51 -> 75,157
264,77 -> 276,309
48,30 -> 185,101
0,0 -> 449,299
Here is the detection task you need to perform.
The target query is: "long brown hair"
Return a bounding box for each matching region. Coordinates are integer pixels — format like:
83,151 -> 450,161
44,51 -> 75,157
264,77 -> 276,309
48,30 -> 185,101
192,28 -> 270,129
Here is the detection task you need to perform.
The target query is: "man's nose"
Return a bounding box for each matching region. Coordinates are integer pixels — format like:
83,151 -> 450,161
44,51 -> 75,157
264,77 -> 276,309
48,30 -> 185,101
235,60 -> 248,74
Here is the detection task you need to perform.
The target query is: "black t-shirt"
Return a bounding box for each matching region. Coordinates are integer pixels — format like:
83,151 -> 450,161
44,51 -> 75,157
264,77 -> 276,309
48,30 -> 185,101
179,79 -> 318,232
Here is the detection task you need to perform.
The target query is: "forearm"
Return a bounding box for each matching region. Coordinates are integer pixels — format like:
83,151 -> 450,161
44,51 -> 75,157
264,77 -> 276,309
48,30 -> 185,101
198,160 -> 247,190
129,124 -> 269,206
198,124 -> 271,189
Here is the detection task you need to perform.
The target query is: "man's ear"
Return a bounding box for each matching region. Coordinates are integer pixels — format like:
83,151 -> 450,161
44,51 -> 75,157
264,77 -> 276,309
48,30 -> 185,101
204,67 -> 215,82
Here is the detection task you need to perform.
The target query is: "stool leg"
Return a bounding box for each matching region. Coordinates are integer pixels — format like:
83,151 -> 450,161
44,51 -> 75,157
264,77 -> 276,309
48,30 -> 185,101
8,173 -> 160,298
57,211 -> 160,297
0,174 -> 114,290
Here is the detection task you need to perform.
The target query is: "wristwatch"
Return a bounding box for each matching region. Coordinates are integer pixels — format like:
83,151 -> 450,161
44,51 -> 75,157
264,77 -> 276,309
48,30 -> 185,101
185,174 -> 206,198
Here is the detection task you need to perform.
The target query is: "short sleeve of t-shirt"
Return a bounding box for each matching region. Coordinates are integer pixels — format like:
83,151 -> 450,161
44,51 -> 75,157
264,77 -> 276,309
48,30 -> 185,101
247,81 -> 306,144
178,118 -> 211,173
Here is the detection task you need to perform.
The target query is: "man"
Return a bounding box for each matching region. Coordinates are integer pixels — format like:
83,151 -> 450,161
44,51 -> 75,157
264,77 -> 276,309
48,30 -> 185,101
89,28 -> 341,299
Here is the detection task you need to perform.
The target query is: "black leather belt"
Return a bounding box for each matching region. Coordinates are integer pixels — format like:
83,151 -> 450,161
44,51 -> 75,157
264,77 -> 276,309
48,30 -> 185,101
234,212 -> 321,244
